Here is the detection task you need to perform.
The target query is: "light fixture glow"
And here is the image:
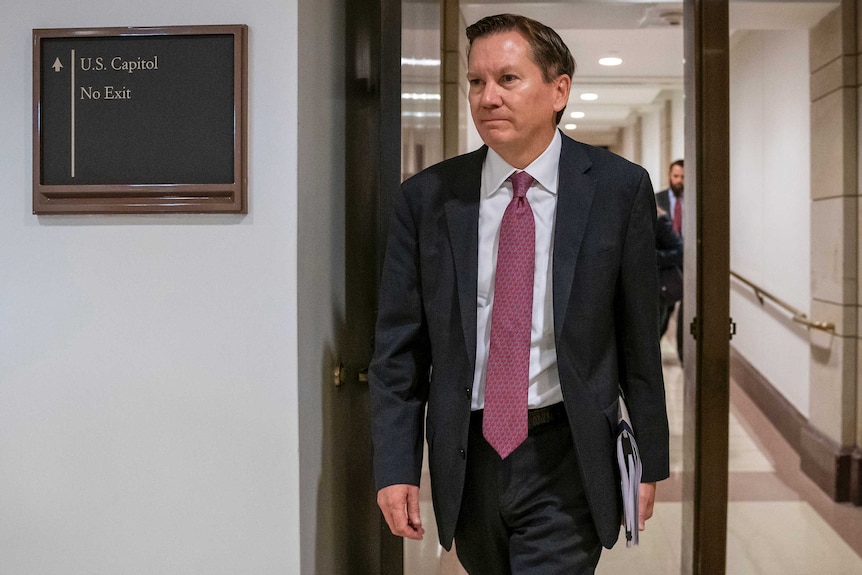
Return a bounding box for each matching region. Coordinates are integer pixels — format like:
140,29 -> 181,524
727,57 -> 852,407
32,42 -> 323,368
570,111 -> 585,119
401,93 -> 441,100
401,111 -> 442,118
401,57 -> 441,67
599,57 -> 623,67
580,93 -> 598,101
564,123 -> 577,130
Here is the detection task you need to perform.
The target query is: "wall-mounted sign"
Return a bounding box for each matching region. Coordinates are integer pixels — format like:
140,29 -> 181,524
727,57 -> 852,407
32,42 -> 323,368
33,25 -> 247,214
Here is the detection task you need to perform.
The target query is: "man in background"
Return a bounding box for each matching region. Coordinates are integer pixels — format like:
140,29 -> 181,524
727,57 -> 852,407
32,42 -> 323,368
655,159 -> 684,363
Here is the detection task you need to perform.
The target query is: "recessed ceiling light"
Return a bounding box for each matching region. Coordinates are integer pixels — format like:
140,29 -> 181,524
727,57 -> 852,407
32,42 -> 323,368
401,93 -> 441,100
401,111 -> 441,118
400,57 -> 441,67
599,57 -> 623,67
580,93 -> 598,101
570,111 -> 585,119
564,123 -> 577,130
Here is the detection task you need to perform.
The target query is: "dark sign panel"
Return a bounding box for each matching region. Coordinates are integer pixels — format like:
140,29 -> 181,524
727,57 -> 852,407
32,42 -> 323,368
33,26 -> 247,214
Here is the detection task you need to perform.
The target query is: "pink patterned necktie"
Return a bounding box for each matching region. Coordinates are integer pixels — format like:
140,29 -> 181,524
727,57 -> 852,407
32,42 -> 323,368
672,195 -> 682,235
483,171 -> 535,459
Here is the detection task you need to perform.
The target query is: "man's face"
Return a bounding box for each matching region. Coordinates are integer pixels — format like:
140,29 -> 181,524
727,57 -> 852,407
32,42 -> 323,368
669,165 -> 684,196
467,31 -> 570,167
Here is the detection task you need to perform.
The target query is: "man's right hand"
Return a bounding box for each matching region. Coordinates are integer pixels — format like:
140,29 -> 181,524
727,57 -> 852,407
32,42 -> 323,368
377,484 -> 425,540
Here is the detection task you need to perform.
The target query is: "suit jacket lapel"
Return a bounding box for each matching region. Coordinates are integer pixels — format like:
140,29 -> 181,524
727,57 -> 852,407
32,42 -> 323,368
553,136 -> 596,344
445,147 -> 487,372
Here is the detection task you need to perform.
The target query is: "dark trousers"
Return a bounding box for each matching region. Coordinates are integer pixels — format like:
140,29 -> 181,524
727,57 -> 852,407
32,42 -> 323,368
454,409 -> 602,575
660,299 -> 684,363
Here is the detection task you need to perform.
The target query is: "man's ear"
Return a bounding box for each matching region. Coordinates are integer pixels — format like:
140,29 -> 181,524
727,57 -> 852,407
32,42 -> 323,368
553,74 -> 572,112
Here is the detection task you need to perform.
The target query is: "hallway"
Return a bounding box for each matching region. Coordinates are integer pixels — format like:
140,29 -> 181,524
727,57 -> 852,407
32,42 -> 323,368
405,321 -> 862,574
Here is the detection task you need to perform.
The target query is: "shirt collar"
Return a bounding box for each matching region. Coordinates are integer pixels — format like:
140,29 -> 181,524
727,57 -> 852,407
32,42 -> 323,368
483,130 -> 562,197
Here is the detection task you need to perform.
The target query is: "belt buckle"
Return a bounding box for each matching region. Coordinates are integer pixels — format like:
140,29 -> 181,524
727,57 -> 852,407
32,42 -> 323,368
528,404 -> 559,429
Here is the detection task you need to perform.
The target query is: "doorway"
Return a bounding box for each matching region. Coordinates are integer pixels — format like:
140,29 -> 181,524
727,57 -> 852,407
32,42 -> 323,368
389,0 -> 733,572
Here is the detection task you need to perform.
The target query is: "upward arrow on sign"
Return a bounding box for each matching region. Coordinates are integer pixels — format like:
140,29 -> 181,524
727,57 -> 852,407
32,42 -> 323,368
52,57 -> 63,72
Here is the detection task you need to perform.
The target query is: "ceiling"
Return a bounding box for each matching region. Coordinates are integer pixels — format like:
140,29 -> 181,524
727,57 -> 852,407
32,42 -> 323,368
455,0 -> 837,139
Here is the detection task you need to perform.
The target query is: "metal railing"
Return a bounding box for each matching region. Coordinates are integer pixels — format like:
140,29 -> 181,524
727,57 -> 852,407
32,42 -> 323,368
730,270 -> 835,333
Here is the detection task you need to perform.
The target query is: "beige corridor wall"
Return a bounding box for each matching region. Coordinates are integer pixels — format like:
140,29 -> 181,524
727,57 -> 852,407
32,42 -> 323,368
296,0 -> 346,572
671,89 -> 685,164
0,2 -> 303,573
729,30 -> 812,415
640,106 -> 663,191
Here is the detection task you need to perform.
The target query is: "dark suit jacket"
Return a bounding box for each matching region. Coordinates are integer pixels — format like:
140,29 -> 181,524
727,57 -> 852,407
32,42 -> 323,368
656,188 -> 686,238
656,215 -> 682,269
655,189 -> 684,303
369,133 -> 670,550
656,215 -> 683,304
655,188 -> 671,215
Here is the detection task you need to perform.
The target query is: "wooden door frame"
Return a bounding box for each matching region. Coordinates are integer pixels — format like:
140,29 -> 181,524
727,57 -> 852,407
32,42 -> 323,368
682,0 -> 731,573
344,0 -> 403,572
390,1 -> 735,572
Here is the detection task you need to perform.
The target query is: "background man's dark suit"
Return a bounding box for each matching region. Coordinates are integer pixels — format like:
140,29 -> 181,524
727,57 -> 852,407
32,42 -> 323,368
654,188 -> 671,215
370,132 -> 670,551
655,187 -> 684,360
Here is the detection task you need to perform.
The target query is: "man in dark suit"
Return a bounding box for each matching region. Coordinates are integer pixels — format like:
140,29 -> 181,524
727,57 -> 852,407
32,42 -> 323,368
370,14 -> 669,574
655,159 -> 685,362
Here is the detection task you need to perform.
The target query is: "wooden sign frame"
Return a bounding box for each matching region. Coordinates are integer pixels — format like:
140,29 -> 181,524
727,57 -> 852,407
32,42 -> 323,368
33,25 -> 248,214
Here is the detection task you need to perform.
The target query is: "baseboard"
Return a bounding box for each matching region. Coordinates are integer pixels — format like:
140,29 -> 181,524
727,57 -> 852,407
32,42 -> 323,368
852,449 -> 862,505
729,348 -> 806,453
730,348 -> 856,504
798,425 -> 852,502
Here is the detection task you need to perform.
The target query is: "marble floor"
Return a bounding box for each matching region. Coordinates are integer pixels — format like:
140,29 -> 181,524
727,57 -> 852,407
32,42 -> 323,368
404,327 -> 862,574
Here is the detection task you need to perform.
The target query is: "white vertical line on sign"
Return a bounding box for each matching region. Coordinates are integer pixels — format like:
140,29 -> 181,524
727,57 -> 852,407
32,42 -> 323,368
71,49 -> 75,178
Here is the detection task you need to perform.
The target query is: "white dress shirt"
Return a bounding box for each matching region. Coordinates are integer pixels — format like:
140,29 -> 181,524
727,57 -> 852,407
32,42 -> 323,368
668,189 -> 680,218
471,130 -> 563,410
668,190 -> 682,233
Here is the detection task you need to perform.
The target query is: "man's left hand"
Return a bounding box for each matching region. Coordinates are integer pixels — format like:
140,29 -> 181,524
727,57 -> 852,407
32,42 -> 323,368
638,482 -> 657,531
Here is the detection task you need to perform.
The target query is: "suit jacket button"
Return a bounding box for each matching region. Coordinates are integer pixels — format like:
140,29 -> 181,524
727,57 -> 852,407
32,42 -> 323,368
465,387 -> 471,397
459,448 -> 466,459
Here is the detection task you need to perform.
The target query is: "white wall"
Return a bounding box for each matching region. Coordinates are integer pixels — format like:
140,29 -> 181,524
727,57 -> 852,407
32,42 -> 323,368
619,123 -> 638,164
729,30 -> 811,416
0,2 -> 303,573
640,107 -> 662,191
296,0 -> 345,572
671,89 -> 685,164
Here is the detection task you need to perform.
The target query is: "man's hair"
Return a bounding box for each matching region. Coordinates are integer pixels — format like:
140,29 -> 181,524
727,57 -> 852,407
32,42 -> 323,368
466,14 -> 576,125
670,159 -> 684,171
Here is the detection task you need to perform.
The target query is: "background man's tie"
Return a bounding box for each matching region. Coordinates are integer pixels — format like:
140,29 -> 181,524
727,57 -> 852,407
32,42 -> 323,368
672,196 -> 683,235
483,171 -> 535,459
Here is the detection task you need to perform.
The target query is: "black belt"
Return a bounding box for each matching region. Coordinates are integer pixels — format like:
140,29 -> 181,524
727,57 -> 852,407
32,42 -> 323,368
471,402 -> 567,431
527,402 -> 568,430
